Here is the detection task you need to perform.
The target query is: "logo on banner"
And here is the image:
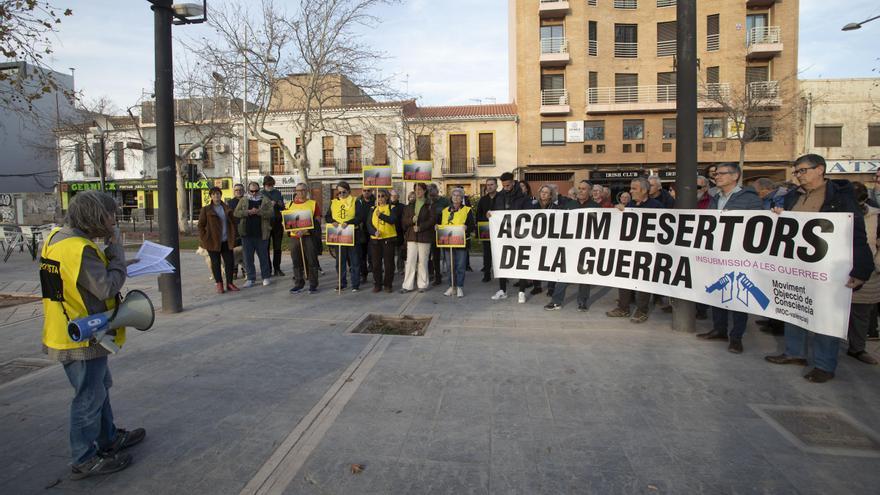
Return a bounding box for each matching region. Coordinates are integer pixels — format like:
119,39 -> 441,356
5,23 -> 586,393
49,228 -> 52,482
705,272 -> 770,310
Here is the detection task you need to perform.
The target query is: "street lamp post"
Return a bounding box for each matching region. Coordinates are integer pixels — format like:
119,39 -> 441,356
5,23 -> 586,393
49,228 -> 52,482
149,0 -> 206,313
842,14 -> 880,31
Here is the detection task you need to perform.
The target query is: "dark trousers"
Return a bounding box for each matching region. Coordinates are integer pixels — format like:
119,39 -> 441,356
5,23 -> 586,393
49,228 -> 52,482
552,283 -> 591,307
359,242 -> 370,279
712,307 -> 748,340
618,288 -> 650,314
848,303 -> 873,353
396,238 -> 406,272
268,220 -> 284,272
499,278 -> 526,292
481,241 -> 492,279
208,242 -> 234,285
429,241 -> 442,282
335,244 -> 361,289
290,235 -> 319,290
370,238 -> 396,289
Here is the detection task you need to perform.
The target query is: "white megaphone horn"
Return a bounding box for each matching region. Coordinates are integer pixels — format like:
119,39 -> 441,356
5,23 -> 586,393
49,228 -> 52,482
67,290 -> 155,353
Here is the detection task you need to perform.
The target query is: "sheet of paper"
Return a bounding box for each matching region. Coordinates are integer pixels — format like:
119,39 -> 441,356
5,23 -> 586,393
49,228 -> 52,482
127,241 -> 175,277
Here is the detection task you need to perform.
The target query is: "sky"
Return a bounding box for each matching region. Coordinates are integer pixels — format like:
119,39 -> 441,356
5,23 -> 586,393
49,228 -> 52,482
40,0 -> 880,110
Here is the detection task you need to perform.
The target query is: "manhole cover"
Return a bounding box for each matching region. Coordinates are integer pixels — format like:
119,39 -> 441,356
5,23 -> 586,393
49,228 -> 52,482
750,404 -> 880,457
0,359 -> 54,385
349,314 -> 433,336
0,294 -> 40,309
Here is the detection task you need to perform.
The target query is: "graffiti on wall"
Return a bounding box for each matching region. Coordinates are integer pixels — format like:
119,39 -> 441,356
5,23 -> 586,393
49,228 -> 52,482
0,193 -> 13,223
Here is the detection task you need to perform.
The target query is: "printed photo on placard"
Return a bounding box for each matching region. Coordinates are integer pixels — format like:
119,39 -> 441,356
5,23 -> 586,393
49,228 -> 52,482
477,221 -> 491,241
436,225 -> 467,248
403,160 -> 433,182
363,165 -> 393,187
282,207 -> 314,232
326,224 -> 355,246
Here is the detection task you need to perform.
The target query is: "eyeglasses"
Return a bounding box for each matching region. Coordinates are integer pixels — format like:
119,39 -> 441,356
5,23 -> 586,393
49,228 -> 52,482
295,189 -> 306,193
337,190 -> 349,196
792,166 -> 818,177
715,171 -> 736,176
248,189 -> 259,193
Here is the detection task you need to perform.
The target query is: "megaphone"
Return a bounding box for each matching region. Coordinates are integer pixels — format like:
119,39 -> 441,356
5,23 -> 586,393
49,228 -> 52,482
67,290 -> 155,353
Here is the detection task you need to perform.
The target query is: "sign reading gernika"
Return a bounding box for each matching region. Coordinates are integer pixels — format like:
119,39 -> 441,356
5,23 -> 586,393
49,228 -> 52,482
490,209 -> 854,339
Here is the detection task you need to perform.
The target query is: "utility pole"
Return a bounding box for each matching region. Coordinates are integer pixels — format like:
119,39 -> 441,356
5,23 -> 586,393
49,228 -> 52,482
672,0 -> 697,332
152,0 -> 183,313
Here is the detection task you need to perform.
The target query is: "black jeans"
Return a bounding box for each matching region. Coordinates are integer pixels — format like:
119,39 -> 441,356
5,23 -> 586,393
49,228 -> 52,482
430,240 -> 442,282
208,242 -> 234,285
290,235 -> 319,290
370,238 -> 396,289
481,241 -> 492,278
268,219 -> 284,272
618,288 -> 650,314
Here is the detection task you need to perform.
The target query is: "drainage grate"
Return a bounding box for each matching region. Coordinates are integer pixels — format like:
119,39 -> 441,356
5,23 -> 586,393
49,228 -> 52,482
0,359 -> 54,385
349,314 -> 433,336
750,404 -> 880,457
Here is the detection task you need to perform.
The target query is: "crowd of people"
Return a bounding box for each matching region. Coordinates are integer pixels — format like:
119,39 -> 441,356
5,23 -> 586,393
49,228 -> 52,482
197,154 -> 879,384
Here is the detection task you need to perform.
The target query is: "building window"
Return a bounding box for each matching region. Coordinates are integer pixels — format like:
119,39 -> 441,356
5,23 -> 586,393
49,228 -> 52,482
374,134 -> 387,164
584,144 -> 593,154
622,119 -> 644,140
703,117 -> 724,138
615,73 -> 638,103
346,135 -> 362,173
614,0 -> 637,9
247,139 -> 259,170
113,142 -> 124,170
322,136 -> 334,166
587,0 -> 597,6
870,124 -> 880,147
702,142 -> 713,152
478,132 -> 494,165
657,72 -> 676,102
716,141 -> 726,151
74,143 -> 84,172
662,119 -> 676,139
706,66 -> 720,85
707,14 -> 720,51
614,24 -> 638,58
584,120 -> 605,140
657,0 -> 676,7
270,140 -> 284,174
662,142 -> 672,152
541,122 -> 566,146
416,135 -> 432,160
588,21 -> 598,56
203,143 -> 214,169
746,65 -> 770,85
635,143 -> 645,153
623,143 -> 632,153
295,137 -> 303,155
814,126 -> 842,148
747,117 -> 773,142
657,21 -> 676,57
597,144 -> 606,153
540,24 -> 565,54
588,71 -> 598,104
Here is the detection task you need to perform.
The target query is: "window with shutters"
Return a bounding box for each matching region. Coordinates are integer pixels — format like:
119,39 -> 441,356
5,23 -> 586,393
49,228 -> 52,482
657,72 -> 676,102
657,21 -> 676,57
203,143 -> 214,169
373,134 -> 387,164
113,142 -> 124,170
702,142 -> 714,152
478,133 -> 494,165
746,66 -> 769,84
716,141 -> 726,151
614,24 -> 638,58
597,144 -> 605,153
635,143 -> 645,153
92,142 -> 102,172
622,119 -> 644,140
74,143 -> 84,172
706,66 -> 720,84
584,144 -> 593,154
703,117 -> 724,138
346,135 -> 362,173
416,135 -> 432,160
662,119 -> 676,140
587,0 -> 597,6
588,21 -> 598,56
623,143 -> 632,153
814,126 -> 842,148
270,140 -> 285,174
248,139 -> 260,170
588,71 -> 599,104
448,134 -> 468,172
707,14 -> 719,51
584,121 -> 605,140
322,136 -> 334,166
869,124 -> 880,147
662,142 -> 672,152
746,117 -> 772,142
295,137 -> 302,155
541,122 -> 566,146
615,73 -> 638,103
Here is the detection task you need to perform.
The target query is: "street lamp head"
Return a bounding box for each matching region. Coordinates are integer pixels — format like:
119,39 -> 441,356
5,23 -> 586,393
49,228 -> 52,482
211,71 -> 225,83
842,22 -> 862,31
172,3 -> 204,18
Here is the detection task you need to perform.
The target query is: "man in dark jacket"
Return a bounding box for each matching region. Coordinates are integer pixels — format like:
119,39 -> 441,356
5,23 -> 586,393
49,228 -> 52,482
545,180 -> 598,311
765,154 -> 874,383
648,175 -> 676,209
490,172 -> 531,303
262,175 -> 286,277
429,183 -> 450,286
476,178 -> 499,282
695,163 -> 763,353
356,188 -> 376,283
389,189 -> 405,273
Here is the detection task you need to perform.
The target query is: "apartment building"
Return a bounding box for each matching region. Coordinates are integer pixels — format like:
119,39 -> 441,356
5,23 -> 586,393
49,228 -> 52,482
509,0 -> 799,190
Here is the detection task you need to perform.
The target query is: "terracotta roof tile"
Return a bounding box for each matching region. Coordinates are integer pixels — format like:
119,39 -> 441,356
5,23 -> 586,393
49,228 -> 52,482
407,103 -> 517,120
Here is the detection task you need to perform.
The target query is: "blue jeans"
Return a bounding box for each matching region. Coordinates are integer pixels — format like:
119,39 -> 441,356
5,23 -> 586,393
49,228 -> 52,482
784,322 -> 840,373
335,245 -> 361,289
63,357 -> 118,464
443,248 -> 467,288
242,236 -> 271,281
712,307 -> 748,340
552,283 -> 591,307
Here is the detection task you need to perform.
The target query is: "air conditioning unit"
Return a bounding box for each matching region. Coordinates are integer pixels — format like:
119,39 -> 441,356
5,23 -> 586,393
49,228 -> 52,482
189,150 -> 205,160
213,143 -> 228,154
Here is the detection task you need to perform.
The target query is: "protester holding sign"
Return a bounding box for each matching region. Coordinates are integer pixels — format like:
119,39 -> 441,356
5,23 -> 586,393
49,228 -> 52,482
287,184 -> 321,294
367,189 -> 400,293
546,181 -> 597,312
765,154 -> 873,383
605,177 -> 663,323
439,188 -> 475,298
325,181 -> 367,292
695,163 -> 763,354
531,185 -> 560,297
490,172 -> 531,303
401,183 -> 435,293
846,182 -> 880,365
476,178 -> 499,283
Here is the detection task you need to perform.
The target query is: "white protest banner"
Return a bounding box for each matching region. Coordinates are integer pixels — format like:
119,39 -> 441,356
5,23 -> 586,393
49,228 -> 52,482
490,209 -> 854,338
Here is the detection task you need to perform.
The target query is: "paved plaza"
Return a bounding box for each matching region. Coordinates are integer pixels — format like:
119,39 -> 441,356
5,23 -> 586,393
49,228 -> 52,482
1,249 -> 879,494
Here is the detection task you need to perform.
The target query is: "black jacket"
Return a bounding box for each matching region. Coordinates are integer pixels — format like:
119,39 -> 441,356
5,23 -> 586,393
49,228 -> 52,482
652,189 -> 676,209
366,203 -> 401,239
325,198 -> 369,244
783,179 -> 873,281
493,182 -> 530,211
476,193 -> 497,222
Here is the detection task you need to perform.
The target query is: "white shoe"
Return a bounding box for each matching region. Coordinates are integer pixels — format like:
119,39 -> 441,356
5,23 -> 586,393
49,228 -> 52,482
456,287 -> 464,298
491,290 -> 507,300
517,291 -> 526,304
443,287 -> 454,297
242,280 -> 255,288
262,278 -> 271,286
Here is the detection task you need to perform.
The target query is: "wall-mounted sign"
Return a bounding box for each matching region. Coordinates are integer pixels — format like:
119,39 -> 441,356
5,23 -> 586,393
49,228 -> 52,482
567,121 -> 584,143
825,160 -> 880,174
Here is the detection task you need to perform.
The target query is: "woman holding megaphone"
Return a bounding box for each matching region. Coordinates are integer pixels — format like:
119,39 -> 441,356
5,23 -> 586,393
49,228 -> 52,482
39,190 -> 145,480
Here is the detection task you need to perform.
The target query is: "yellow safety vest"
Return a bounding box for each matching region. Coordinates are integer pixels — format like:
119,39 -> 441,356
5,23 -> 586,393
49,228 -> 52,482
371,205 -> 397,240
330,195 -> 357,224
40,228 -> 124,350
440,205 -> 472,227
286,199 -> 316,238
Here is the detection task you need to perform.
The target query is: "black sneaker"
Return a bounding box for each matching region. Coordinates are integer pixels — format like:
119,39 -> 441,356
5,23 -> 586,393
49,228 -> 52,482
289,286 -> 304,294
70,452 -> 132,480
102,428 -> 146,455
276,269 -> 286,277
544,302 -> 562,311
577,304 -> 589,312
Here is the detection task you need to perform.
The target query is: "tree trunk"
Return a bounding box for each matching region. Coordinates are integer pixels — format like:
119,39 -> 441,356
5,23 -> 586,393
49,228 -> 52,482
175,158 -> 188,234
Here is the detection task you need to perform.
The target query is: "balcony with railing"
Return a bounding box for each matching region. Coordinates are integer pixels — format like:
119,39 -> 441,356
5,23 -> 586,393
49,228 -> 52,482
540,37 -> 570,66
707,33 -> 720,51
657,39 -> 675,57
540,88 -> 571,115
747,81 -> 781,106
587,39 -> 598,56
614,0 -> 637,9
318,158 -> 339,171
746,0 -> 776,7
441,157 -> 476,177
335,157 -> 372,175
586,83 -> 731,113
614,41 -> 638,58
657,0 -> 676,7
539,0 -> 570,17
747,26 -> 782,59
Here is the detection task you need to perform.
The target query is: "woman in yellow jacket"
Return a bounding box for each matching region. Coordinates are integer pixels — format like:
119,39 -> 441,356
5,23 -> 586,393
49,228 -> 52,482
366,189 -> 400,292
439,188 -> 476,297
